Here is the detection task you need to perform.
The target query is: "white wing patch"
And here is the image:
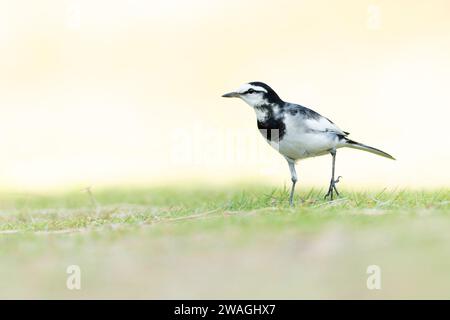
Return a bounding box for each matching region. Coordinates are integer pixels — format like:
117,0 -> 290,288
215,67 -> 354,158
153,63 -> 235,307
304,117 -> 346,136
280,113 -> 344,160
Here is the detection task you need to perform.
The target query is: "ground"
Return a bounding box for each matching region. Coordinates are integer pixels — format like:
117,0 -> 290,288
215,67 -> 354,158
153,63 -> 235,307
0,185 -> 449,299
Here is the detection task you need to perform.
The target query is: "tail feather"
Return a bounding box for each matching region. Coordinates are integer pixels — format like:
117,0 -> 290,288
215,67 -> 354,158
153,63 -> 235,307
343,138 -> 395,160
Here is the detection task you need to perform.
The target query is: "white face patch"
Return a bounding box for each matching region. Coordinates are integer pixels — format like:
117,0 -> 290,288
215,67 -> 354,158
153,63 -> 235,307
235,83 -> 268,107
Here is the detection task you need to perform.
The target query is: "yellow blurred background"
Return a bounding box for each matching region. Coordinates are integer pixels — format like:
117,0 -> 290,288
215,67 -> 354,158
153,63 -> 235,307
0,0 -> 449,191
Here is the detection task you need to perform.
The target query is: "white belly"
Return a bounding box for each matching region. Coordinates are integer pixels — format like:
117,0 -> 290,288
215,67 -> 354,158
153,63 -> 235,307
277,131 -> 339,160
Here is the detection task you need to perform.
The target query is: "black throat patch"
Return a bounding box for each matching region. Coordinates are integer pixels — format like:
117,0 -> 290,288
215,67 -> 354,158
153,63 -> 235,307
256,104 -> 286,142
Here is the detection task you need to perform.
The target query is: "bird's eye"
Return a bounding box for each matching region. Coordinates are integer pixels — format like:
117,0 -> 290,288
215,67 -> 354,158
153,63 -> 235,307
247,89 -> 255,94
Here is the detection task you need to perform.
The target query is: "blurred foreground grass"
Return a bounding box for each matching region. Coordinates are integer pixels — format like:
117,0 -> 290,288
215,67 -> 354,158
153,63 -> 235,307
0,185 -> 449,299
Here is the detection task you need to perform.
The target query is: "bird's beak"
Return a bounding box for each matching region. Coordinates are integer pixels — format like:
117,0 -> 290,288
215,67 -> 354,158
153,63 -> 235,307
221,91 -> 239,98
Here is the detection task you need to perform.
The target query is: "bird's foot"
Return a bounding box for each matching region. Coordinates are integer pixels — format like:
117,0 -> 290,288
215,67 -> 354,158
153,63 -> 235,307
324,176 -> 342,200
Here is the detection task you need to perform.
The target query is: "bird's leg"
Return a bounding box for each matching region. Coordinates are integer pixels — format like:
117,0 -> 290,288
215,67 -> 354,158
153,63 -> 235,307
324,150 -> 341,200
287,159 -> 297,206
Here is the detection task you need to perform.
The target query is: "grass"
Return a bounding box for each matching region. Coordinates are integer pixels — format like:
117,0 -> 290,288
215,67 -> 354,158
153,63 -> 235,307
0,185 -> 449,299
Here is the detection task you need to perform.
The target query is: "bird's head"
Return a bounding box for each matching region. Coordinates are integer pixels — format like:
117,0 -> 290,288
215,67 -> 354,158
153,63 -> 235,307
222,82 -> 283,107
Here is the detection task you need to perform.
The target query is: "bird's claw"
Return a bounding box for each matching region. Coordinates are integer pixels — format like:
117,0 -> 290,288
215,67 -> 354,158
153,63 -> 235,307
324,176 -> 342,200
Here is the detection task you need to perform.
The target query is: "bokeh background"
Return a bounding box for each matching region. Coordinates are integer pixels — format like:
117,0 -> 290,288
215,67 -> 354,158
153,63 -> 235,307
1,0 -> 449,191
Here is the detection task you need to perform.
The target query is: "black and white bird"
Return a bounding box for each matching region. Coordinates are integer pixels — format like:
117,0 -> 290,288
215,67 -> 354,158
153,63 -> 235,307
222,82 -> 395,205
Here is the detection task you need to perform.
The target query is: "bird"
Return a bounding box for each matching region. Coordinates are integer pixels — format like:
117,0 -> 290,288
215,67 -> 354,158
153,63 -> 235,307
222,81 -> 395,206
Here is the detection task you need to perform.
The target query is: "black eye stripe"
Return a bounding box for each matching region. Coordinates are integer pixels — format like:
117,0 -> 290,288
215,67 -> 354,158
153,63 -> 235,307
245,89 -> 262,94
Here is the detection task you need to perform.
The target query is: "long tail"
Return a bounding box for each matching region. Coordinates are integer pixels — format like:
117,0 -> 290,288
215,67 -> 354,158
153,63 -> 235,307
343,138 -> 395,160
